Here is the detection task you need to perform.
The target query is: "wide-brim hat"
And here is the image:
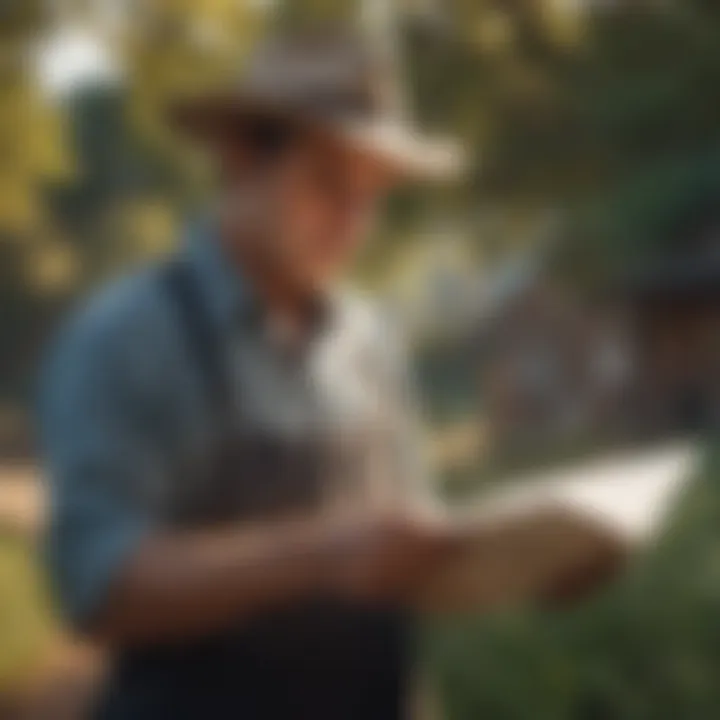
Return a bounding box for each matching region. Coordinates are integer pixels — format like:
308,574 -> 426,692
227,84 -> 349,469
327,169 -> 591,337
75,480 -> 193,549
169,29 -> 464,182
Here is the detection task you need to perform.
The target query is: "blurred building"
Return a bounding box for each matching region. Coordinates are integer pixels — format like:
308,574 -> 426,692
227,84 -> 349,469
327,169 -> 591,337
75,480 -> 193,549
474,248 -> 632,456
475,222 -> 720,456
624,222 -> 720,436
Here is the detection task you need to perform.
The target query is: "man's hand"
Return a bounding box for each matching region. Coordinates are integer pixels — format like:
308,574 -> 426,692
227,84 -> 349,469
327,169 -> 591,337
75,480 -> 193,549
83,507 -> 457,644
328,508 -> 460,605
538,542 -> 626,608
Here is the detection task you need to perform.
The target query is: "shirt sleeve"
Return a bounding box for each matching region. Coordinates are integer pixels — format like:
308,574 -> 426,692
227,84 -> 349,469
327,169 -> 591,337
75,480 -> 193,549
38,304 -> 158,629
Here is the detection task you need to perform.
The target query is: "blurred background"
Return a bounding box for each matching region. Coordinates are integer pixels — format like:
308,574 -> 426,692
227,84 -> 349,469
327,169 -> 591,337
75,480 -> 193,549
2,0 -> 720,718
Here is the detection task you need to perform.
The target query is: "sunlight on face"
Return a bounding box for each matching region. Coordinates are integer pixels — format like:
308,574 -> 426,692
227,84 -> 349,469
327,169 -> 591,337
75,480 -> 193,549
267,135 -> 392,289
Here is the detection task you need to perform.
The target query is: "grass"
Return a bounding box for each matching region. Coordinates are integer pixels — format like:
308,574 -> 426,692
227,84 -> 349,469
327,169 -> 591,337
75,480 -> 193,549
0,531 -> 55,693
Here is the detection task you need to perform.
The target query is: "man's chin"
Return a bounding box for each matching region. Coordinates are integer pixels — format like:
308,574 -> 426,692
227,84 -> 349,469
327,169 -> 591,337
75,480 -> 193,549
288,264 -> 344,294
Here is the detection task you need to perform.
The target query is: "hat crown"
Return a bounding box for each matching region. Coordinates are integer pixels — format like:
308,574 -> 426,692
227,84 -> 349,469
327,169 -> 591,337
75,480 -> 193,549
241,30 -> 405,122
170,28 -> 463,181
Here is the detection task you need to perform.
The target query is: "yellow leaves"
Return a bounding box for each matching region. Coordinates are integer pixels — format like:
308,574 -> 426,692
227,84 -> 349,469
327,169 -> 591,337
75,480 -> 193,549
0,535 -> 54,693
24,238 -> 79,295
86,198 -> 179,276
471,9 -> 516,54
0,0 -> 46,42
28,101 -> 75,182
461,0 -> 588,53
278,0 -> 357,24
120,0 -> 270,155
539,0 -> 586,48
0,175 -> 42,236
124,0 -> 265,79
0,69 -> 74,233
118,198 -> 178,259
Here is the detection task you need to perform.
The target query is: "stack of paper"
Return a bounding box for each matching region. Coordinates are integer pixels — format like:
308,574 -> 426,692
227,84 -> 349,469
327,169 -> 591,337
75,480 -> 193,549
418,443 -> 698,613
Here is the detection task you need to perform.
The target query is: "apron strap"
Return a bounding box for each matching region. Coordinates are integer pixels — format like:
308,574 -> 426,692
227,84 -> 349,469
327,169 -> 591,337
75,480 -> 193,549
160,258 -> 235,430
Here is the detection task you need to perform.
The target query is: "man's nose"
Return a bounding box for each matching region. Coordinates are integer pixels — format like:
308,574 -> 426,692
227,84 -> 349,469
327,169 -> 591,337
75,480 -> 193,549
333,182 -> 371,215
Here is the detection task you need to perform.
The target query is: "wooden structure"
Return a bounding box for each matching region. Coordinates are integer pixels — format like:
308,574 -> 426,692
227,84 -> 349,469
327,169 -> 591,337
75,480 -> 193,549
626,249 -> 720,435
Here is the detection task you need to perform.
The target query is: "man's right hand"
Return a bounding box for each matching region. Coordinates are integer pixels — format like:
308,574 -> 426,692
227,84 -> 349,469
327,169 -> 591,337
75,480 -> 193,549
327,508 -> 460,606
84,506 -> 458,644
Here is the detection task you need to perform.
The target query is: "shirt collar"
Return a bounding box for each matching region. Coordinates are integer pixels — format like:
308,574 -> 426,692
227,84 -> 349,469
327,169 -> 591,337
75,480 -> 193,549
183,218 -> 340,342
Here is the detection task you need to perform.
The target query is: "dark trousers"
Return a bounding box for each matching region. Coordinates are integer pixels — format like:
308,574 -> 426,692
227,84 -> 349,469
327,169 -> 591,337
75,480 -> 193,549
95,604 -> 411,720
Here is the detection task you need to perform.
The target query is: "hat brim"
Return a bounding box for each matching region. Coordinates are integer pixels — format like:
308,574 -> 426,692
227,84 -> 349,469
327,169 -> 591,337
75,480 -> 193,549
168,94 -> 465,183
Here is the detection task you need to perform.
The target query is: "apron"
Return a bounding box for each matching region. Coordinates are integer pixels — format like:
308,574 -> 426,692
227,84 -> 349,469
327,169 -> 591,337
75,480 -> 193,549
94,260 -> 411,720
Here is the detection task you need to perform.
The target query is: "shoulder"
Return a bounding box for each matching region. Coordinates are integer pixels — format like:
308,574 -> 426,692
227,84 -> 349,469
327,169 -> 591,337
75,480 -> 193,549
43,264 -> 176,388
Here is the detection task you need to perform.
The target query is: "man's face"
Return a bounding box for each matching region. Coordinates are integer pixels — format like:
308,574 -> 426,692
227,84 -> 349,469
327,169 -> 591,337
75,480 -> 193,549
224,131 -> 392,291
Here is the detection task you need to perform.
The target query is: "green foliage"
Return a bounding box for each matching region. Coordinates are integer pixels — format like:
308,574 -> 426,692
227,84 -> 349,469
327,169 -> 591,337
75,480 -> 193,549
0,532 -> 53,692
405,1 -> 720,270
425,445 -> 720,720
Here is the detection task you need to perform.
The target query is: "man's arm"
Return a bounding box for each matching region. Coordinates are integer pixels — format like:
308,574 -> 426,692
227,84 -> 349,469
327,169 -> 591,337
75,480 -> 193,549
94,507 -> 458,645
40,296 -> 455,645
39,295 -> 338,644
92,516 -> 340,644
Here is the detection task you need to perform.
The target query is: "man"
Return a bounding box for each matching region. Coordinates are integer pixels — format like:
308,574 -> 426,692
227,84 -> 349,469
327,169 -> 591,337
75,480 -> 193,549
40,30 -> 464,719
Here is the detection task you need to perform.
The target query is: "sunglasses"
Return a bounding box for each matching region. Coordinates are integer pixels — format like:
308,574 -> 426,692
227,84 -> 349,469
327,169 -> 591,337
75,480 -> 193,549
235,115 -> 301,160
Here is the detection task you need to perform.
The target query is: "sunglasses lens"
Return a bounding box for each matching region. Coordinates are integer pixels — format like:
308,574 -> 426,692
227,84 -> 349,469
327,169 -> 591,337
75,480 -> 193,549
243,117 -> 297,158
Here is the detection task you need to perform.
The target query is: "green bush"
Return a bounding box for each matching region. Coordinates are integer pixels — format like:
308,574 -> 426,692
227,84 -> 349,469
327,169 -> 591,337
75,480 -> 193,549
424,445 -> 720,720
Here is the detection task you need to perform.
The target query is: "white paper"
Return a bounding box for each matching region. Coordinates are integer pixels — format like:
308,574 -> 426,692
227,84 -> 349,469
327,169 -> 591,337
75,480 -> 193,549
418,443 -> 699,613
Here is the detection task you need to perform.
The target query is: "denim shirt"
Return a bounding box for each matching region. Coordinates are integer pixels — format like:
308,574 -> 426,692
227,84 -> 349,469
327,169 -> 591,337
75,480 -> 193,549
38,223 -> 432,627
